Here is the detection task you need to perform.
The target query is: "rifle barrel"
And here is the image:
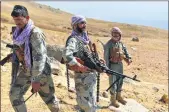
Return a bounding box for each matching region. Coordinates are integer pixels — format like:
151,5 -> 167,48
0,53 -> 12,66
104,68 -> 140,82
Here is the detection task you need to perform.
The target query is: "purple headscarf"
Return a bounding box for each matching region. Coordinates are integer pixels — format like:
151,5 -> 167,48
71,15 -> 90,44
13,19 -> 34,69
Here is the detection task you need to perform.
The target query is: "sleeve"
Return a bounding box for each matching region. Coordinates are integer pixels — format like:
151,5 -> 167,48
104,42 -> 110,68
62,37 -> 78,66
122,43 -> 131,59
11,58 -> 19,84
30,32 -> 47,82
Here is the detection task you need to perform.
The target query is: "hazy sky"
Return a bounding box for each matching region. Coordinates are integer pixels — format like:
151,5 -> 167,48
37,1 -> 168,30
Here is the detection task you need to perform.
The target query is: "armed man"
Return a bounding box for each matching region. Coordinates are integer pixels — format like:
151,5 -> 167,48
63,15 -> 98,112
104,27 -> 132,108
9,5 -> 60,112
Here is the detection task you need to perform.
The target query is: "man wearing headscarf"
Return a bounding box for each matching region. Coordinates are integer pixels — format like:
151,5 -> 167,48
9,5 -> 60,112
104,27 -> 132,108
63,15 -> 97,112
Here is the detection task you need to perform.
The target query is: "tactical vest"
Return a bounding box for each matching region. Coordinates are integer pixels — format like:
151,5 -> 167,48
109,41 -> 125,63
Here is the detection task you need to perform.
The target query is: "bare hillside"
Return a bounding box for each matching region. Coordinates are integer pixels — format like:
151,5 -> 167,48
1,1 -> 168,38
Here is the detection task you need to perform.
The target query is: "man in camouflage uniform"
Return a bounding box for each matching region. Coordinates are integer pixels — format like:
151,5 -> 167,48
104,27 -> 132,108
9,5 -> 60,112
63,15 -> 97,112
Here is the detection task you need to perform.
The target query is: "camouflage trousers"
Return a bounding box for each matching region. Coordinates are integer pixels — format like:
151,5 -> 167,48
109,62 -> 124,95
9,69 -> 60,112
74,72 -> 97,112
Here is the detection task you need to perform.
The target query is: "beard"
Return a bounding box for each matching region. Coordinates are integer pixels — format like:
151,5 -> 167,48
112,36 -> 121,42
76,26 -> 86,33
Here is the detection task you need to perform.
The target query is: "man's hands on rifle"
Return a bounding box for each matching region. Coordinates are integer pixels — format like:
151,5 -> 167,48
95,59 -> 105,73
68,62 -> 91,73
95,66 -> 103,73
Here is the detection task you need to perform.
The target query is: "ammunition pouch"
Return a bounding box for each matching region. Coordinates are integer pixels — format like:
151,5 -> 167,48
110,47 -> 125,63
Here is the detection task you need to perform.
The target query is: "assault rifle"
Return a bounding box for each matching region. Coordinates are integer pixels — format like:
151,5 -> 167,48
81,48 -> 140,81
0,43 -> 20,85
0,53 -> 13,66
0,26 -> 17,66
0,43 -> 16,66
76,42 -> 140,92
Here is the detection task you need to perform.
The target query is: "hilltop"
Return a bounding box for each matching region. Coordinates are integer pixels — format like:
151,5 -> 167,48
1,1 -> 168,38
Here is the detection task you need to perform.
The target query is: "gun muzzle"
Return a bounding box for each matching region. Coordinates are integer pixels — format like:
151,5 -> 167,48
133,75 -> 141,82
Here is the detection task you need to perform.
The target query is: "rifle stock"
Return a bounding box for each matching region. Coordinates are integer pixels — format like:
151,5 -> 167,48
0,53 -> 13,66
0,42 -> 17,66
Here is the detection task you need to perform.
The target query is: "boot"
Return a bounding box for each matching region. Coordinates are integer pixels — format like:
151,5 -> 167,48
110,94 -> 119,108
117,92 -> 127,105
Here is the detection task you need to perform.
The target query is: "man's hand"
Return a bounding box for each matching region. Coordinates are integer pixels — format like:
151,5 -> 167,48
127,59 -> 132,65
99,59 -> 105,64
95,66 -> 103,73
31,82 -> 41,93
68,63 -> 90,72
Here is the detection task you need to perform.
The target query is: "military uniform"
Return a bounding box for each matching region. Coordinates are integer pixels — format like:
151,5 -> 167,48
105,40 -> 131,92
63,36 -> 97,112
9,27 -> 60,112
104,38 -> 131,107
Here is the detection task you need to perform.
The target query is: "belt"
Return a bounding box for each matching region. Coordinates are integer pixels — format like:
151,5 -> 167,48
110,61 -> 122,64
75,71 -> 93,73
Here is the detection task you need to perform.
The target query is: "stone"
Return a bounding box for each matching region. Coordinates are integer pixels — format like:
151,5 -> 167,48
47,45 -> 64,62
49,57 -> 62,76
102,91 -> 109,98
132,37 -> 139,42
152,87 -> 159,92
159,94 -> 168,104
109,99 -> 149,112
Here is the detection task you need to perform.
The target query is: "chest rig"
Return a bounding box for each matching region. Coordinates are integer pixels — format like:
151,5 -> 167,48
109,42 -> 125,63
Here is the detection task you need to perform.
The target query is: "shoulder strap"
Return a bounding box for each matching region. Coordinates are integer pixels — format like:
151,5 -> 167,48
65,36 -> 76,46
29,26 -> 36,66
120,41 -> 125,50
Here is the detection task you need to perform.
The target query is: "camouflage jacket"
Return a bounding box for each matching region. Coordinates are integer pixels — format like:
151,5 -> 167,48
63,36 -> 90,66
12,27 -> 51,82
